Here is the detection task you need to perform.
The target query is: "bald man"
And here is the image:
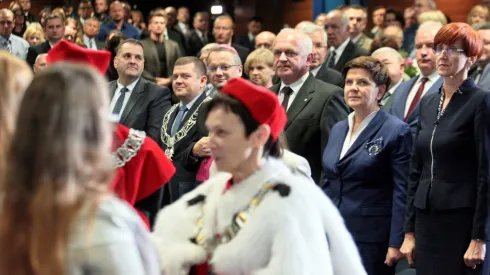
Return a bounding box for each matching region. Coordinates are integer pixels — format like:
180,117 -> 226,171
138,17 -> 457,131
33,53 -> 47,73
96,1 -> 139,41
0,8 -> 29,60
255,31 -> 276,50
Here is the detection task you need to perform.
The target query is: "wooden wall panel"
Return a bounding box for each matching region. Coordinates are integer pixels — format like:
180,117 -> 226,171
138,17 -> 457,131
0,0 -> 65,16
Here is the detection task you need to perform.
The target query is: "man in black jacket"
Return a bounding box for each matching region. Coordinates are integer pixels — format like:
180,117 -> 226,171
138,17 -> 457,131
212,15 -> 250,65
26,14 -> 65,68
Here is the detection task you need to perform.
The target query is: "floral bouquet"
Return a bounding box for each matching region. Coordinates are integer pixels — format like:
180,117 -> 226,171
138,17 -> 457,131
404,58 -> 419,78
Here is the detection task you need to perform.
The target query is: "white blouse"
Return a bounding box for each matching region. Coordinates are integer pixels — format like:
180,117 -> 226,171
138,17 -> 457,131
339,110 -> 379,160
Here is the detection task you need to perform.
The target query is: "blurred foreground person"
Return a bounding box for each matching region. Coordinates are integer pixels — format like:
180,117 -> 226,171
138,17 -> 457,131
152,78 -> 367,275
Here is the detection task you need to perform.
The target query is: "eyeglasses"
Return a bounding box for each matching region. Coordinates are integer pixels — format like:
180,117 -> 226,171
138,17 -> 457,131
207,64 -> 240,72
0,21 -> 13,26
432,46 -> 465,56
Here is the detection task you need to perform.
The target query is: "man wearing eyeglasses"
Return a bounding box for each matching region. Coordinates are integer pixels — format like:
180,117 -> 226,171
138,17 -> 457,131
270,28 -> 348,183
0,9 -> 29,60
389,21 -> 443,139
212,15 -> 250,65
205,45 -> 243,98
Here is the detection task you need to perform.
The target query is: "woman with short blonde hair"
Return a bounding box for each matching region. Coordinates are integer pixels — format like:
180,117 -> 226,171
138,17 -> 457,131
467,5 -> 490,26
23,23 -> 45,46
418,10 -> 448,25
244,48 -> 275,87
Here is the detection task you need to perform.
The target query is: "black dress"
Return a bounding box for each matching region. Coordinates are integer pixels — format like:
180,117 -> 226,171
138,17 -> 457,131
404,79 -> 490,275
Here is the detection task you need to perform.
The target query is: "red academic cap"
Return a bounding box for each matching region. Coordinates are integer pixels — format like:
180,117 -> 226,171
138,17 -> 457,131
47,40 -> 111,75
221,78 -> 287,141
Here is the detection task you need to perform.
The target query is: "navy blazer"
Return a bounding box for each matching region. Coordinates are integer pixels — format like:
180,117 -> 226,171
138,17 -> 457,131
322,110 -> 412,247
389,75 -> 443,139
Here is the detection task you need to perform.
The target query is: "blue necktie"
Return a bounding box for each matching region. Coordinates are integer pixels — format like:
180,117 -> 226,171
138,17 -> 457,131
112,87 -> 128,115
327,51 -> 337,68
171,105 -> 188,136
5,40 -> 11,53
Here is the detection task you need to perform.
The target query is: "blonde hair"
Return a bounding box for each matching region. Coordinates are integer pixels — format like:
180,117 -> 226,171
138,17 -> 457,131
418,10 -> 447,25
23,24 -> 46,45
467,5 -> 490,26
244,48 -> 274,74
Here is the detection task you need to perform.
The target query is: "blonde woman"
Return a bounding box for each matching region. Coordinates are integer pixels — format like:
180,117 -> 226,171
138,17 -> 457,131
244,48 -> 275,88
65,17 -> 86,47
418,10 -> 448,25
0,52 -> 32,175
467,5 -> 490,26
23,23 -> 45,46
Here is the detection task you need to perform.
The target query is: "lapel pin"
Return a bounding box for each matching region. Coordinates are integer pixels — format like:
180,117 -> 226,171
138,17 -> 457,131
304,98 -> 307,101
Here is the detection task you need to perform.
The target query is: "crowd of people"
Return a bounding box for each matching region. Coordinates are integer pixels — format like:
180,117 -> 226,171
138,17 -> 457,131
0,0 -> 490,274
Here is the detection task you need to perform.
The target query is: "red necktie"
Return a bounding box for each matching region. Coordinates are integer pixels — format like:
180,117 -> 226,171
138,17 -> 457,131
405,77 -> 429,121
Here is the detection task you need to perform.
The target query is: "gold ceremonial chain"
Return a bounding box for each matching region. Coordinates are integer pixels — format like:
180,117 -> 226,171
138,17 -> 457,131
160,97 -> 211,159
195,182 -> 275,254
112,129 -> 146,168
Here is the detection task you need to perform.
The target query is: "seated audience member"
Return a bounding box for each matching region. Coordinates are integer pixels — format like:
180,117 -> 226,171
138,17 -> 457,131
370,36 -> 401,53
371,6 -> 386,38
382,25 -> 404,50
198,42 -> 218,64
372,47 -> 406,109
130,9 -> 146,32
418,10 -> 448,25
254,31 -> 276,50
23,23 -> 45,46
33,53 -> 48,73
467,5 -> 490,27
187,11 -> 213,57
26,13 -> 65,68
384,8 -> 405,29
205,45 -> 243,97
97,1 -> 139,41
244,48 -> 275,87
11,7 -> 26,37
0,8 -> 29,60
345,6 -> 373,51
83,17 -> 105,50
0,63 -> 160,274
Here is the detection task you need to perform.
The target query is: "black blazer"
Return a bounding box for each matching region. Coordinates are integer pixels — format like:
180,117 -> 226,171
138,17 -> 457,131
327,40 -> 370,72
270,73 -> 349,182
231,43 -> 251,66
404,79 -> 490,240
315,64 -> 345,88
187,29 -> 214,57
236,33 -> 254,51
109,78 -> 172,143
26,41 -> 51,68
161,92 -> 209,202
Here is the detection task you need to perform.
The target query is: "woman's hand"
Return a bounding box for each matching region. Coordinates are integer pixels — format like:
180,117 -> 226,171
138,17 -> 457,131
464,239 -> 486,268
384,247 -> 404,266
400,233 -> 416,266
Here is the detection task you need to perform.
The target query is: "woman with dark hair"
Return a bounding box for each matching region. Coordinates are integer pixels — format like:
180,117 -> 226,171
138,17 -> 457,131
322,56 -> 412,275
400,22 -> 490,275
11,7 -> 26,37
152,78 -> 367,275
105,30 -> 127,81
0,63 -> 160,274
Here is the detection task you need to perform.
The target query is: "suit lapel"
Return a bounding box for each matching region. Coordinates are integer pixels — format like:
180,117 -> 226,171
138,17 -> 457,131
119,78 -> 144,124
166,105 -> 179,136
331,121 -> 349,165
339,110 -> 387,163
335,41 -> 354,71
395,77 -> 418,118
109,81 -> 118,99
407,77 -> 442,122
285,74 -> 316,128
315,64 -> 327,80
179,92 -> 207,130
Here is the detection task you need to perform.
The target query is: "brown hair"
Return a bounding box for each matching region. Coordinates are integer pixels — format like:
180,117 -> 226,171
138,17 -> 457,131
343,56 -> 391,89
434,22 -> 483,58
0,53 -> 32,178
174,56 -> 207,77
0,63 -> 113,275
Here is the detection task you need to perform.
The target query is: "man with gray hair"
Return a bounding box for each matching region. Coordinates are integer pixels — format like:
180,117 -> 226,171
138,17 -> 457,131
297,22 -> 344,87
389,21 -> 443,139
324,9 -> 369,72
0,8 -> 29,60
345,5 -> 373,51
372,47 -> 405,110
270,28 -> 348,183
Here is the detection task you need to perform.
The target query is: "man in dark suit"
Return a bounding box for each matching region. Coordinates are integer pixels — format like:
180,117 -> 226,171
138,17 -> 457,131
140,12 -> 182,87
297,22 -> 344,88
212,15 -> 250,65
324,9 -> 369,73
94,0 -> 113,26
161,56 -> 209,204
345,6 -> 373,52
18,0 -> 36,24
236,16 -> 262,51
26,14 -> 65,68
175,7 -> 191,37
82,17 -> 105,50
372,47 -> 406,110
109,39 -> 172,143
187,11 -> 213,57
270,29 -> 349,182
389,21 -> 443,139
164,6 -> 187,55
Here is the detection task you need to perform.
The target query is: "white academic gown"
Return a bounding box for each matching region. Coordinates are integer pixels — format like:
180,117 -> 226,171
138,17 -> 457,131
152,157 -> 367,275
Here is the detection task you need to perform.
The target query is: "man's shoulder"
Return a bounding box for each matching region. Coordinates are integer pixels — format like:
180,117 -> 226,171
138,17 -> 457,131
11,34 -> 28,46
311,77 -> 343,94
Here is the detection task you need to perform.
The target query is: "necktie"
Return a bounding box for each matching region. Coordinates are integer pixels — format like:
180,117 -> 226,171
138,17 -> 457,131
405,77 -> 429,121
89,39 -> 95,50
202,33 -> 208,44
171,105 -> 188,136
5,40 -> 11,53
112,87 -> 128,116
281,86 -> 293,111
327,51 -> 336,69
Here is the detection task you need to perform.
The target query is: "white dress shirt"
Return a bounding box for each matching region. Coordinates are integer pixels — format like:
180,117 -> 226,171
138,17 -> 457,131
404,71 -> 440,117
340,110 -> 379,160
381,79 -> 403,106
310,65 -> 322,77
330,38 -> 350,65
83,34 -> 98,50
278,72 -> 310,110
178,22 -> 189,35
351,33 -> 362,44
109,78 -> 140,121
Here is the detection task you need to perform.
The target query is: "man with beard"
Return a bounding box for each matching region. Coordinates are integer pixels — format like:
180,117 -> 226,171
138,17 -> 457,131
297,22 -> 344,88
389,21 -> 443,139
109,39 -> 172,143
97,1 -> 139,41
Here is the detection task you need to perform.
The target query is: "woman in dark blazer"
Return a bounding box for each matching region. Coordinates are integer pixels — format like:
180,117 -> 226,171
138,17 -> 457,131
400,22 -> 490,275
322,56 -> 413,275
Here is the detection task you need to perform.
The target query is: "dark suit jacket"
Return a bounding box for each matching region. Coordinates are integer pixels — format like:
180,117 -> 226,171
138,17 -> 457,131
389,75 -> 443,139
404,79 -> 490,240
161,92 -> 209,203
232,43 -> 250,66
109,78 -> 172,143
477,63 -> 490,91
187,29 -> 213,57
236,33 -> 254,51
26,41 -> 51,68
327,40 -> 370,72
270,74 -> 349,182
140,39 -> 181,81
168,28 -> 187,56
315,64 -> 345,88
322,110 -> 412,248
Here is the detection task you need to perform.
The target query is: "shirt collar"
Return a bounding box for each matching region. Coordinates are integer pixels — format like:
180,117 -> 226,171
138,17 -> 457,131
117,78 -> 140,91
331,38 -> 350,56
347,109 -> 379,129
351,33 -> 362,43
422,70 -> 440,84
180,92 -> 203,110
280,71 -> 310,94
0,35 -> 11,43
388,79 -> 403,95
310,65 -> 321,76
